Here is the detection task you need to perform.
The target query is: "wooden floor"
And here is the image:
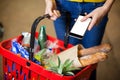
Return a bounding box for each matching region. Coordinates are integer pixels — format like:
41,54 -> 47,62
0,0 -> 120,80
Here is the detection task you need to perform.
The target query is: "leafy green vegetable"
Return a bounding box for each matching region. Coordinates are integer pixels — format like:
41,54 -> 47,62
46,56 -> 81,76
34,49 -> 46,66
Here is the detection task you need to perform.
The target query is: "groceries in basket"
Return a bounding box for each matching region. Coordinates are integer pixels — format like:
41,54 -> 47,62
11,40 -> 29,60
34,43 -> 111,75
10,25 -> 112,76
45,43 -> 111,68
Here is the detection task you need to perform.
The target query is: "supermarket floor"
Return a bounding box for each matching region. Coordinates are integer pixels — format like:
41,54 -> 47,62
0,0 -> 120,80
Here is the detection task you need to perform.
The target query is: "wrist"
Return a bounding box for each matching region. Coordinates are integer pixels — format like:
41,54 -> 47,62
102,0 -> 115,12
101,5 -> 109,14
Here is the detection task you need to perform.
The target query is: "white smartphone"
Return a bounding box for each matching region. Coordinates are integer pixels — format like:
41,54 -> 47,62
69,15 -> 92,39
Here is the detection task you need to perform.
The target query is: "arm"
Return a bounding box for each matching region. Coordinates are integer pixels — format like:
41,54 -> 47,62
81,0 -> 115,31
45,0 -> 61,20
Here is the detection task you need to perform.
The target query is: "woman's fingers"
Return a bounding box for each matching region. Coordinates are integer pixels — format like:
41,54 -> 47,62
50,10 -> 61,20
80,13 -> 95,31
88,18 -> 96,30
80,13 -> 91,22
53,10 -> 61,17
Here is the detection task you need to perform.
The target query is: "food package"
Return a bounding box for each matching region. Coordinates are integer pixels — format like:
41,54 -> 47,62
53,43 -> 111,68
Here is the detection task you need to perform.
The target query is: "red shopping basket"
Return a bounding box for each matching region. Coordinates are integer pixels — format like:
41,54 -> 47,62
0,14 -> 97,80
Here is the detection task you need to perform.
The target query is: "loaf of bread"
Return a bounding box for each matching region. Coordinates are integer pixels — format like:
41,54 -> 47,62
78,43 -> 111,57
53,43 -> 111,68
78,52 -> 107,67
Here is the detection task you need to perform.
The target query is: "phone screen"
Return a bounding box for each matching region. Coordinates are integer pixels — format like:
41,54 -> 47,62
69,15 -> 91,39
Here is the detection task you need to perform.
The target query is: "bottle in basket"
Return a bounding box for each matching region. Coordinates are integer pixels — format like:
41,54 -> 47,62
38,26 -> 47,50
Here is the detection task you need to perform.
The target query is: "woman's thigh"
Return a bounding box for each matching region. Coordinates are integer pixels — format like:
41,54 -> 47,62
82,16 -> 108,48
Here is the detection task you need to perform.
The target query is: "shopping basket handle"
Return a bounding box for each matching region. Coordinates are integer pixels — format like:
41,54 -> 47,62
64,12 -> 70,48
29,14 -> 50,61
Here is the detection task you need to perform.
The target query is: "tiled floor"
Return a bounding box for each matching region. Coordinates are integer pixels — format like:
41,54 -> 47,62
0,0 -> 120,80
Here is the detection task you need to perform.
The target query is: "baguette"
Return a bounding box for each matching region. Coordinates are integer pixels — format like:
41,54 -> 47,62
77,52 -> 107,67
78,43 -> 111,57
53,44 -> 109,68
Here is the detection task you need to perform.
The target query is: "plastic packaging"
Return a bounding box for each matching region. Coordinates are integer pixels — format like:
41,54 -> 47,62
21,32 -> 31,49
11,40 -> 29,59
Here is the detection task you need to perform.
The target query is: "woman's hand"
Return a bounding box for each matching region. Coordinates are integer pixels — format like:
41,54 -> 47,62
81,6 -> 108,31
81,0 -> 115,31
45,0 -> 61,20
